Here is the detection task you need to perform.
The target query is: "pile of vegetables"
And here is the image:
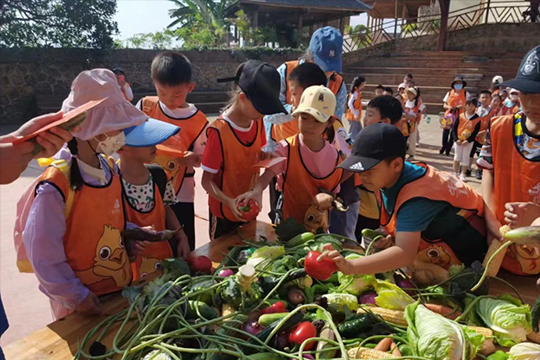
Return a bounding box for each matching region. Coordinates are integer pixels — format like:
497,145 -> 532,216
74,219 -> 538,360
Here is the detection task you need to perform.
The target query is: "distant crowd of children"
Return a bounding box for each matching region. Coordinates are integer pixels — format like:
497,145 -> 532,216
13,27 -> 540,320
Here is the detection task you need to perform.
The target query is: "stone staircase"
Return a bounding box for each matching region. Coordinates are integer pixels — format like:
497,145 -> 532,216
342,51 -> 525,114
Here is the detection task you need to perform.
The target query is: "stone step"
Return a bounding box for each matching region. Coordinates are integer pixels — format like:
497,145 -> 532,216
343,73 -> 484,87
348,66 -> 484,75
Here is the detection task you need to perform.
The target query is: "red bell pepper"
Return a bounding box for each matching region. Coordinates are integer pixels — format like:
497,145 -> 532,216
237,199 -> 260,221
304,251 -> 337,281
288,322 -> 317,350
261,301 -> 287,315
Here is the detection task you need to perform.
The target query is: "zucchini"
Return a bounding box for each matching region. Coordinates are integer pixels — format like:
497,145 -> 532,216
185,300 -> 219,320
504,226 -> 540,245
258,313 -> 289,327
532,293 -> 540,333
286,232 -> 315,248
251,312 -> 304,344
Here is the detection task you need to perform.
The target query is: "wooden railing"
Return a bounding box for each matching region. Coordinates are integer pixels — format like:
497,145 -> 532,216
343,1 -> 537,53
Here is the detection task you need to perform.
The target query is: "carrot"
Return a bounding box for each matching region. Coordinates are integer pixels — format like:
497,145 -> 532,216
390,341 -> 401,356
374,337 -> 393,352
425,303 -> 462,320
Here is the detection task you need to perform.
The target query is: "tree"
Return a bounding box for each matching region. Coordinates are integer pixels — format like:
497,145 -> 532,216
168,0 -> 231,29
0,0 -> 118,48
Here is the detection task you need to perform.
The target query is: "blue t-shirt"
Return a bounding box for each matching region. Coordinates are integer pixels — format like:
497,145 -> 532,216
0,292 -> 8,360
381,163 -> 454,232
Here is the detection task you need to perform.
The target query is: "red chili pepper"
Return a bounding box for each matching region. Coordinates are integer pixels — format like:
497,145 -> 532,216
288,322 -> 317,350
237,199 -> 260,221
304,251 -> 337,281
261,301 -> 287,315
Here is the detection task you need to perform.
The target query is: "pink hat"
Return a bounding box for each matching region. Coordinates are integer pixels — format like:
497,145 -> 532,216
61,69 -> 147,140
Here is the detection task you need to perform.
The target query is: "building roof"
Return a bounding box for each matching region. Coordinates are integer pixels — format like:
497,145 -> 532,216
363,0 -> 432,19
230,0 -> 372,12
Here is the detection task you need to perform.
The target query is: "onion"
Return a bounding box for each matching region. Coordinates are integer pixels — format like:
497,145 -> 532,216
396,277 -> 415,295
218,268 -> 234,277
359,291 -> 377,305
287,287 -> 305,305
243,321 -> 262,336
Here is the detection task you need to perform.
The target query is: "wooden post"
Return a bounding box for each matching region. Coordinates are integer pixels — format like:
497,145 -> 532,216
485,0 -> 491,24
298,12 -> 303,32
253,9 -> 258,28
437,0 -> 451,52
394,0 -> 398,38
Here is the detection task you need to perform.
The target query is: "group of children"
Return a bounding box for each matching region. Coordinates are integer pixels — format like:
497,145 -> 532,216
14,31 -> 540,320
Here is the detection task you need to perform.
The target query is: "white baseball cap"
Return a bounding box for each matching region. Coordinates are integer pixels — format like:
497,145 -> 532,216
492,75 -> 504,85
292,85 -> 336,123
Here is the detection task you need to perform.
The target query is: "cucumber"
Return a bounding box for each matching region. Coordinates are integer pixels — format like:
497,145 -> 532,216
251,311 -> 304,345
361,228 -> 382,240
185,300 -> 219,320
258,313 -> 289,327
285,232 -> 315,248
532,294 -> 540,332
504,226 -> 540,245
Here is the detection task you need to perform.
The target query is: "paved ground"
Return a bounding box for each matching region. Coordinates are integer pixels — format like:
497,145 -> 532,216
0,117 -> 481,346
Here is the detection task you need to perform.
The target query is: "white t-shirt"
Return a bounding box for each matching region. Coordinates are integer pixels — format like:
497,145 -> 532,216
404,100 -> 426,115
136,100 -> 208,203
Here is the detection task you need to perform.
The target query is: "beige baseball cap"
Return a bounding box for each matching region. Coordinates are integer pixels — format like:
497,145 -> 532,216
292,85 -> 336,123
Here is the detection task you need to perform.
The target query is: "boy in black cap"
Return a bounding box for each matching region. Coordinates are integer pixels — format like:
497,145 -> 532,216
478,45 -> 540,276
202,60 -> 285,240
321,123 -> 495,283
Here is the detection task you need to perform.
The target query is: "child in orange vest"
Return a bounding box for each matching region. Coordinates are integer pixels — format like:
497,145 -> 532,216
452,99 -> 481,182
237,86 -> 343,233
345,76 -> 365,141
21,69 -> 147,319
201,61 -> 285,240
403,87 -> 425,160
117,119 -> 191,279
137,52 -> 209,251
441,76 -> 470,156
470,90 -> 493,180
501,88 -> 521,115
478,45 -> 540,275
321,123 -> 495,282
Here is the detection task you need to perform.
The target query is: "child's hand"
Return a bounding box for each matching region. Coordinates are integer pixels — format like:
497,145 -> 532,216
75,291 -> 102,316
180,151 -> 201,167
318,247 -> 354,275
504,202 -> 540,228
371,235 -> 394,250
313,193 -> 334,211
176,229 -> 191,259
236,190 -> 262,213
132,241 -> 150,258
226,197 -> 248,222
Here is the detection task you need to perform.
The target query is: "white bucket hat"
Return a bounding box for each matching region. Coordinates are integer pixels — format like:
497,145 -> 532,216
61,69 -> 147,140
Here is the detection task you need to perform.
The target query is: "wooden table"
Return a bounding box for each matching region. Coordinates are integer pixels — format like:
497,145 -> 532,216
4,221 -> 539,359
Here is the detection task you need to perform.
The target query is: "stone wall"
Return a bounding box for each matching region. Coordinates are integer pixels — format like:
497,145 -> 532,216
0,48 -> 302,124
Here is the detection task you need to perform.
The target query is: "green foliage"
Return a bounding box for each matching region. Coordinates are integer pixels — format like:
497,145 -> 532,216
229,10 -> 278,46
0,0 -> 118,48
345,24 -> 372,49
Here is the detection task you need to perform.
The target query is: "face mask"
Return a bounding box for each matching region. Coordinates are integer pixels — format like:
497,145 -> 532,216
510,94 -> 519,102
94,132 -> 125,156
453,84 -> 463,91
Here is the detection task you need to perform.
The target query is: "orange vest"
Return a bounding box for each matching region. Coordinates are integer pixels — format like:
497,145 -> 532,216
208,118 -> 264,221
284,60 -> 301,105
121,176 -> 172,280
281,135 -> 343,224
491,114 -> 540,275
501,102 -> 520,116
445,90 -> 467,116
326,71 -> 345,98
476,108 -> 496,144
379,163 -> 485,268
271,119 -> 300,143
457,113 -> 481,141
38,164 -> 131,296
141,97 -> 208,195
345,91 -> 362,121
402,100 -> 421,135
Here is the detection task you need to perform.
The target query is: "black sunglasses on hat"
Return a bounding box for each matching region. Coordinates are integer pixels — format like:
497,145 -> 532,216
218,60 -> 286,115
501,45 -> 540,94
339,123 -> 407,172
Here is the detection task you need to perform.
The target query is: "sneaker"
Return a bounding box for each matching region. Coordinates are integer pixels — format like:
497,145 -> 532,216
445,151 -> 451,156
439,148 -> 444,155
465,169 -> 471,177
459,173 -> 467,182
475,169 -> 482,180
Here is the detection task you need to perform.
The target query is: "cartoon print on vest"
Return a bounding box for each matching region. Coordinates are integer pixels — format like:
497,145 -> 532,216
140,257 -> 162,278
506,244 -> 540,274
74,225 -> 131,287
153,154 -> 180,181
529,182 -> 540,203
304,204 -> 329,234
416,243 -> 454,268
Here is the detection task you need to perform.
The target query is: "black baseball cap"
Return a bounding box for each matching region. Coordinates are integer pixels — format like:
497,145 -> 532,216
112,67 -> 125,76
339,123 -> 406,172
500,45 -> 540,94
218,60 -> 286,115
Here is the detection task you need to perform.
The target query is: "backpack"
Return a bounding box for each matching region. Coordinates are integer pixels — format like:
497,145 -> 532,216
13,160 -> 75,273
146,164 -> 167,200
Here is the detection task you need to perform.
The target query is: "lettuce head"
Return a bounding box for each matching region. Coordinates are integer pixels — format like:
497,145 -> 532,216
246,245 -> 285,268
474,295 -> 532,347
336,254 -> 371,296
366,275 -> 414,310
405,302 -> 485,360
508,342 -> 540,360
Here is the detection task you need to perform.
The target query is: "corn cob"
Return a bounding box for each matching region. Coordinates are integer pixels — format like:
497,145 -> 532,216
347,347 -> 395,359
482,226 -> 512,277
411,259 -> 449,285
467,326 -> 496,355
358,307 -> 408,327
527,330 -> 540,343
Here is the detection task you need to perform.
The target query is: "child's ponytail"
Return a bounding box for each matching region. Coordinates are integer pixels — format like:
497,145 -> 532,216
349,76 -> 366,94
67,139 -> 84,191
325,117 -> 336,144
414,87 -> 421,108
220,63 -> 246,112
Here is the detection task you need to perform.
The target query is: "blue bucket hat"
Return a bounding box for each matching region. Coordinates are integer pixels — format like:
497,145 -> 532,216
124,118 -> 180,147
309,26 -> 343,73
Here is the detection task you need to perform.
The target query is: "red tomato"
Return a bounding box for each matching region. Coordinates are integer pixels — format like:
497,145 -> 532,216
261,301 -> 287,315
237,199 -> 260,221
187,255 -> 212,274
304,251 -> 337,281
288,322 -> 317,350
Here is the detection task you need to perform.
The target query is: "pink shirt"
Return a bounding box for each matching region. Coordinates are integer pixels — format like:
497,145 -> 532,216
271,135 -> 340,193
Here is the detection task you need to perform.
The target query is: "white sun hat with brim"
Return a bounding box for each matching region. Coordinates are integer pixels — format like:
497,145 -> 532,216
61,69 -> 147,140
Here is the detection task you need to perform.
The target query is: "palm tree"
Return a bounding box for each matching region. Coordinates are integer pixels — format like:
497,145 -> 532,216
167,0 -> 231,29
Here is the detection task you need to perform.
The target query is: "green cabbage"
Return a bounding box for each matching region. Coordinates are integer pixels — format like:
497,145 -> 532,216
246,245 -> 285,268
508,342 -> 540,360
405,302 -> 485,360
474,295 -> 532,347
367,275 -> 414,310
322,293 -> 359,313
336,254 -> 371,296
